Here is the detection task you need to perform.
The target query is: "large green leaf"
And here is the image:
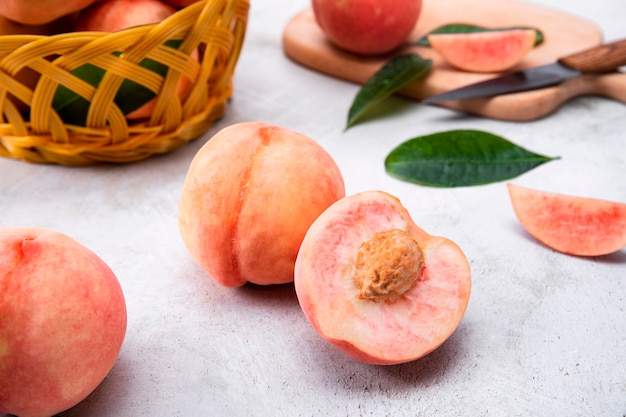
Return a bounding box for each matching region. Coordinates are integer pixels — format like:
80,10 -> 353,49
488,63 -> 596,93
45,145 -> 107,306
385,130 -> 558,187
346,53 -> 431,130
52,40 -> 182,126
415,24 -> 544,47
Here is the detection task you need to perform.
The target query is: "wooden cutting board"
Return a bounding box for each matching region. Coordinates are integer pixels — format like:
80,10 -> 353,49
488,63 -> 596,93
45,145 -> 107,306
282,0 -> 626,121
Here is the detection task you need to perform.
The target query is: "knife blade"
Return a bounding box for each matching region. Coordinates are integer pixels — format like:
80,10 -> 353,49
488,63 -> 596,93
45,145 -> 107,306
423,38 -> 626,103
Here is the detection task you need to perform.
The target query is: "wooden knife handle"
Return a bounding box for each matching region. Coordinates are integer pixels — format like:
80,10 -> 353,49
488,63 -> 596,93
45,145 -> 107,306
558,38 -> 626,73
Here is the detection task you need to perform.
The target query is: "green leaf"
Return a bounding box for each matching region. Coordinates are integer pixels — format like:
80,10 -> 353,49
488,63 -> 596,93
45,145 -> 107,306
346,53 -> 431,130
415,24 -> 544,47
52,40 -> 182,126
385,130 -> 558,187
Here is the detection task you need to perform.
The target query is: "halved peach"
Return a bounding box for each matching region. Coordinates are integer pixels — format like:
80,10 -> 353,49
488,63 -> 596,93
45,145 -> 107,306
294,190 -> 471,365
508,183 -> 626,256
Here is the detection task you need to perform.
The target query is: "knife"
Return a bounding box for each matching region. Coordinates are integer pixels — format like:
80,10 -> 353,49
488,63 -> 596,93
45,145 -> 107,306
423,38 -> 626,103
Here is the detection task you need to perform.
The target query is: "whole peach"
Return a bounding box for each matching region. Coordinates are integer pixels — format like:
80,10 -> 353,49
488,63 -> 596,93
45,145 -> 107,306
179,122 -> 346,287
312,0 -> 422,55
0,226 -> 127,417
75,0 -> 176,33
0,0 -> 99,25
75,0 -> 193,119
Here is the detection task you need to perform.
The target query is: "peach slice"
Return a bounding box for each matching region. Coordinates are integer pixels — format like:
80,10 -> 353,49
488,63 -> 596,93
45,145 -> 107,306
294,190 -> 471,365
179,122 -> 345,287
428,29 -> 536,73
508,183 -> 626,256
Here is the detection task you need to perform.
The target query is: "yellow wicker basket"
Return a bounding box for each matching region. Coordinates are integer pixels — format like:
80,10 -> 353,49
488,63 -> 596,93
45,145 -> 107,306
0,0 -> 249,165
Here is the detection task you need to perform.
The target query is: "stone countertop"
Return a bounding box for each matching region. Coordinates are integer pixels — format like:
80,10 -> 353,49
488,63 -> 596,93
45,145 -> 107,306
1,0 -> 624,416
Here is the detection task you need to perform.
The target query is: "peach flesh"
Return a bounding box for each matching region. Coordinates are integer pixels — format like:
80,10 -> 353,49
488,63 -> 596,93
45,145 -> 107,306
0,226 -> 127,417
294,190 -> 471,365
179,122 -> 346,287
312,0 -> 422,55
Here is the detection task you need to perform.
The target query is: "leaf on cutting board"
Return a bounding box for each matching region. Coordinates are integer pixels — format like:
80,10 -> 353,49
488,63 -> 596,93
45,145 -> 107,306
346,53 -> 432,130
52,40 -> 183,126
385,129 -> 559,187
415,24 -> 544,47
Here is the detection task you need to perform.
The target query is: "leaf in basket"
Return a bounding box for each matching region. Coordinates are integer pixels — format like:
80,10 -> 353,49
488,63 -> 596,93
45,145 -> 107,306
346,53 -> 432,130
384,129 -> 559,187
415,24 -> 544,47
52,40 -> 182,126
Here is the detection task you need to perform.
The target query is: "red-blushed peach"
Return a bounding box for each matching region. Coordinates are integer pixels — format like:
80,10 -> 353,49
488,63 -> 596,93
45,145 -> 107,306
508,183 -> 626,256
0,226 -> 127,417
294,190 -> 471,365
0,0 -> 99,25
312,0 -> 422,55
179,122 -> 346,287
75,0 -> 176,32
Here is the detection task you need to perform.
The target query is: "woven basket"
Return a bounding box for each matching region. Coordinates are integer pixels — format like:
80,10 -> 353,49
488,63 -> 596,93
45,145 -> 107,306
0,0 -> 249,165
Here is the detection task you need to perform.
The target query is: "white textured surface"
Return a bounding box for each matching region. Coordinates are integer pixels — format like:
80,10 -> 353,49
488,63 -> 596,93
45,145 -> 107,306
1,0 -> 625,416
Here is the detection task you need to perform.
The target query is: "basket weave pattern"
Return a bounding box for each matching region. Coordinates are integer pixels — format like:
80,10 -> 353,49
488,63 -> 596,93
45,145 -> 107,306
0,0 -> 249,165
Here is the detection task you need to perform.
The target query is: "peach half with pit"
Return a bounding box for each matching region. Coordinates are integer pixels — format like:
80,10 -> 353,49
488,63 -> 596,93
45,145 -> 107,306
294,190 -> 471,365
179,122 -> 346,287
0,226 -> 127,417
